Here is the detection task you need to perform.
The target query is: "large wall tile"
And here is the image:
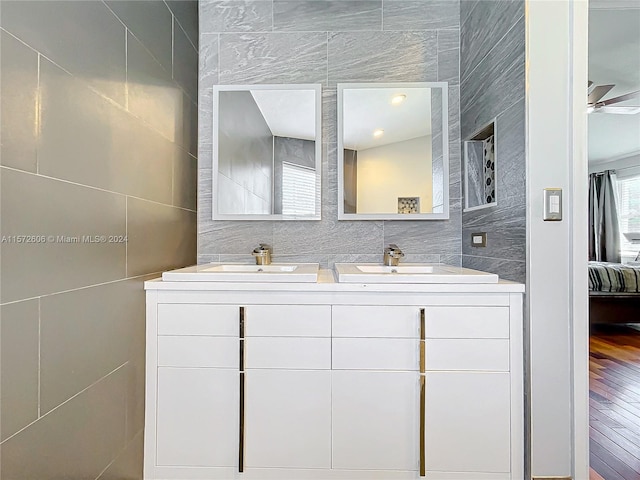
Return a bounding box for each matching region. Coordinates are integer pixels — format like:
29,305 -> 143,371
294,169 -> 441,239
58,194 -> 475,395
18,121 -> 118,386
274,1 -> 381,32
174,150 -> 198,210
459,1 -> 525,283
495,98 -> 526,202
460,0 -> 524,82
199,35 -> 219,149
1,300 -> 39,441
97,431 -> 144,480
462,196 -> 525,260
0,169 -> 127,303
199,221 -> 274,255
382,0 -> 459,31
199,0 -> 461,269
384,198 -> 462,257
462,254 -> 525,283
0,31 -> 38,173
39,278 -> 145,415
273,219 -> 384,255
438,28 -> 459,52
38,59 -> 174,205
200,34 -> 219,91
220,32 -> 327,84
459,0 -> 479,28
328,31 -> 437,85
460,16 -> 525,139
323,89 -> 337,145
127,32 -> 183,144
126,197 -> 196,276
105,0 -> 173,73
0,0 -> 127,105
201,0 -> 273,33
438,47 -> 459,86
166,1 -> 199,47
0,367 -> 127,480
173,20 -> 199,101
198,168 -> 215,233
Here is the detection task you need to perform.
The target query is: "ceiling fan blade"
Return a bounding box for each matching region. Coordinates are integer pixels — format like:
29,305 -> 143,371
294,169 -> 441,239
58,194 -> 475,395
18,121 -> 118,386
588,84 -> 615,104
593,105 -> 640,115
600,89 -> 640,106
588,80 -> 595,94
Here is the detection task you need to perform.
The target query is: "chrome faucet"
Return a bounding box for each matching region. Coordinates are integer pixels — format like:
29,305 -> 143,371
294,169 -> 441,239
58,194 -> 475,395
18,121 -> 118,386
252,244 -> 272,265
383,244 -> 404,266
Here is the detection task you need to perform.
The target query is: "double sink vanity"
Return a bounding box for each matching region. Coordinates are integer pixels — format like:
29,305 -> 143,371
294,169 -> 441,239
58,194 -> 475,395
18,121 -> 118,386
144,247 -> 524,480
144,80 -> 523,479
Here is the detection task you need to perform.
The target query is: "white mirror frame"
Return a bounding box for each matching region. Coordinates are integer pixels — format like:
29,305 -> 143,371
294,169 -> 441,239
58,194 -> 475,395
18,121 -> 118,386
337,82 -> 450,220
212,84 -> 322,221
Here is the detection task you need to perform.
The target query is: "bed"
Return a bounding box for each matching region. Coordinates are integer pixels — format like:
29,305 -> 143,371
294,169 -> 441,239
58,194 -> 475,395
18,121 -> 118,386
589,261 -> 640,325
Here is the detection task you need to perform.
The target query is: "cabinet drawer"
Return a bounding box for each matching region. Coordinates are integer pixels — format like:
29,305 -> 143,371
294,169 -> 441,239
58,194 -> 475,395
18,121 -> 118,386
332,306 -> 419,338
245,338 -> 331,370
332,338 -> 418,371
158,336 -> 238,368
158,304 -> 239,336
425,306 -> 509,338
425,339 -> 509,371
245,305 -> 331,337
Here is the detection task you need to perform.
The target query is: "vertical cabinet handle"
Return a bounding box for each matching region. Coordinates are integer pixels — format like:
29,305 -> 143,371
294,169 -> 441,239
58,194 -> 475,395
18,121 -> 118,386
419,308 -> 426,477
239,307 -> 245,473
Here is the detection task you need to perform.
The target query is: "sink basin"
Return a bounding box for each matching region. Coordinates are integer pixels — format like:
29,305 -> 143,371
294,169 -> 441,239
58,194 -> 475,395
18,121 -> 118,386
356,265 -> 436,274
334,263 -> 499,284
203,265 -> 298,273
162,263 -> 320,282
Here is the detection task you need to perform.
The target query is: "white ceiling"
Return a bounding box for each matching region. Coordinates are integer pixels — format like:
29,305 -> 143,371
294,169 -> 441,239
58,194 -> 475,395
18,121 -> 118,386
250,89 -> 317,141
343,87 -> 432,151
588,4 -> 640,164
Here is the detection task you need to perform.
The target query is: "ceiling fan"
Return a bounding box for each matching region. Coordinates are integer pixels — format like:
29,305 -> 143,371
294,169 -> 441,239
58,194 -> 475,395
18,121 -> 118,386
588,81 -> 640,114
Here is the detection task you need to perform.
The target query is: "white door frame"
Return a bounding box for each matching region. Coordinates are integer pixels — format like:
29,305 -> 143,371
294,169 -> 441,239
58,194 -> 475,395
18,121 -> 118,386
526,0 -> 589,478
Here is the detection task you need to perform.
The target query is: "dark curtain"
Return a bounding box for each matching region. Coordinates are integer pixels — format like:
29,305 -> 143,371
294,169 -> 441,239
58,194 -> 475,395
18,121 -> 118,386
589,170 -> 621,263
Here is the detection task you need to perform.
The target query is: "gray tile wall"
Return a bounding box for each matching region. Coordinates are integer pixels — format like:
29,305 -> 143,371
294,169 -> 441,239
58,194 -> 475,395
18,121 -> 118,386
460,0 -> 526,282
0,2 -> 198,478
198,0 -> 462,267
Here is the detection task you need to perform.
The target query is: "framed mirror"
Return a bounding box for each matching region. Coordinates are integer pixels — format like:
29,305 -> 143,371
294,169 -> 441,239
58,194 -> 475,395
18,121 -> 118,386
212,84 -> 322,220
338,82 -> 449,220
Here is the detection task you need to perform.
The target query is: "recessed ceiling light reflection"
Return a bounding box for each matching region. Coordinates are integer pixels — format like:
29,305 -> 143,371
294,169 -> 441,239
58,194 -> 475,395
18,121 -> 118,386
391,94 -> 406,105
373,129 -> 384,137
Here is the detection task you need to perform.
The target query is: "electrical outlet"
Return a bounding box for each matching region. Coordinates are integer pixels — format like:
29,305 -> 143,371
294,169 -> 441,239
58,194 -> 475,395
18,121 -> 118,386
471,232 -> 487,247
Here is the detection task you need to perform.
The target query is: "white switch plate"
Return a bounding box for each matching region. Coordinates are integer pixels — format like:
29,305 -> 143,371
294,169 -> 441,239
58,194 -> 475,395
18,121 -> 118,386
543,188 -> 562,221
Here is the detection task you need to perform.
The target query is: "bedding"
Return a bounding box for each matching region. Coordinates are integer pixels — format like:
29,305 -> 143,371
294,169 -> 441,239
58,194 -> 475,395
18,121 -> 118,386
588,261 -> 640,293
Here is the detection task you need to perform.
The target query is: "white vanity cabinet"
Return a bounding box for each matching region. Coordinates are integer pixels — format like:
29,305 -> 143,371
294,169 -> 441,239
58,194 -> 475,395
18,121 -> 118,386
331,306 -> 420,472
154,304 -> 239,470
144,281 -> 524,480
423,306 -> 515,479
243,305 -> 332,470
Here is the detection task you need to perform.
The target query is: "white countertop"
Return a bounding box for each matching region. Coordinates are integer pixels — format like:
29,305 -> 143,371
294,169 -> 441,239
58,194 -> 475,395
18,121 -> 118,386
145,267 -> 525,293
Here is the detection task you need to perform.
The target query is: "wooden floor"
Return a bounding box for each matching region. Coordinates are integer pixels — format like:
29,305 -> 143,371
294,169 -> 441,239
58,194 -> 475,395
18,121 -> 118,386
590,324 -> 640,480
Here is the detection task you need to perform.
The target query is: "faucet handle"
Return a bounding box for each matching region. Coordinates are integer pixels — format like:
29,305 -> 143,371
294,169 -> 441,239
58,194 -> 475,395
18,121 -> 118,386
383,244 -> 404,266
253,243 -> 271,253
252,243 -> 272,265
385,244 -> 404,257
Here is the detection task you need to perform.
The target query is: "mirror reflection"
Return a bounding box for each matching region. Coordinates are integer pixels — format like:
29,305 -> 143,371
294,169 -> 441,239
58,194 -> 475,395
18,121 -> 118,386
213,85 -> 321,220
338,83 -> 449,220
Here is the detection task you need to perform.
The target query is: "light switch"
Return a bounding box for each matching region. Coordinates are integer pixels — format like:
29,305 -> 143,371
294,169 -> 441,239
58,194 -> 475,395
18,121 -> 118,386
471,232 -> 487,247
543,188 -> 562,221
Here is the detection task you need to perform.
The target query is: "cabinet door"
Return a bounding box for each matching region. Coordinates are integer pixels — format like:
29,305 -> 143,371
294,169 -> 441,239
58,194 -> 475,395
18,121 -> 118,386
332,370 -> 419,471
244,369 -> 332,469
425,371 -> 511,474
156,367 -> 238,467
